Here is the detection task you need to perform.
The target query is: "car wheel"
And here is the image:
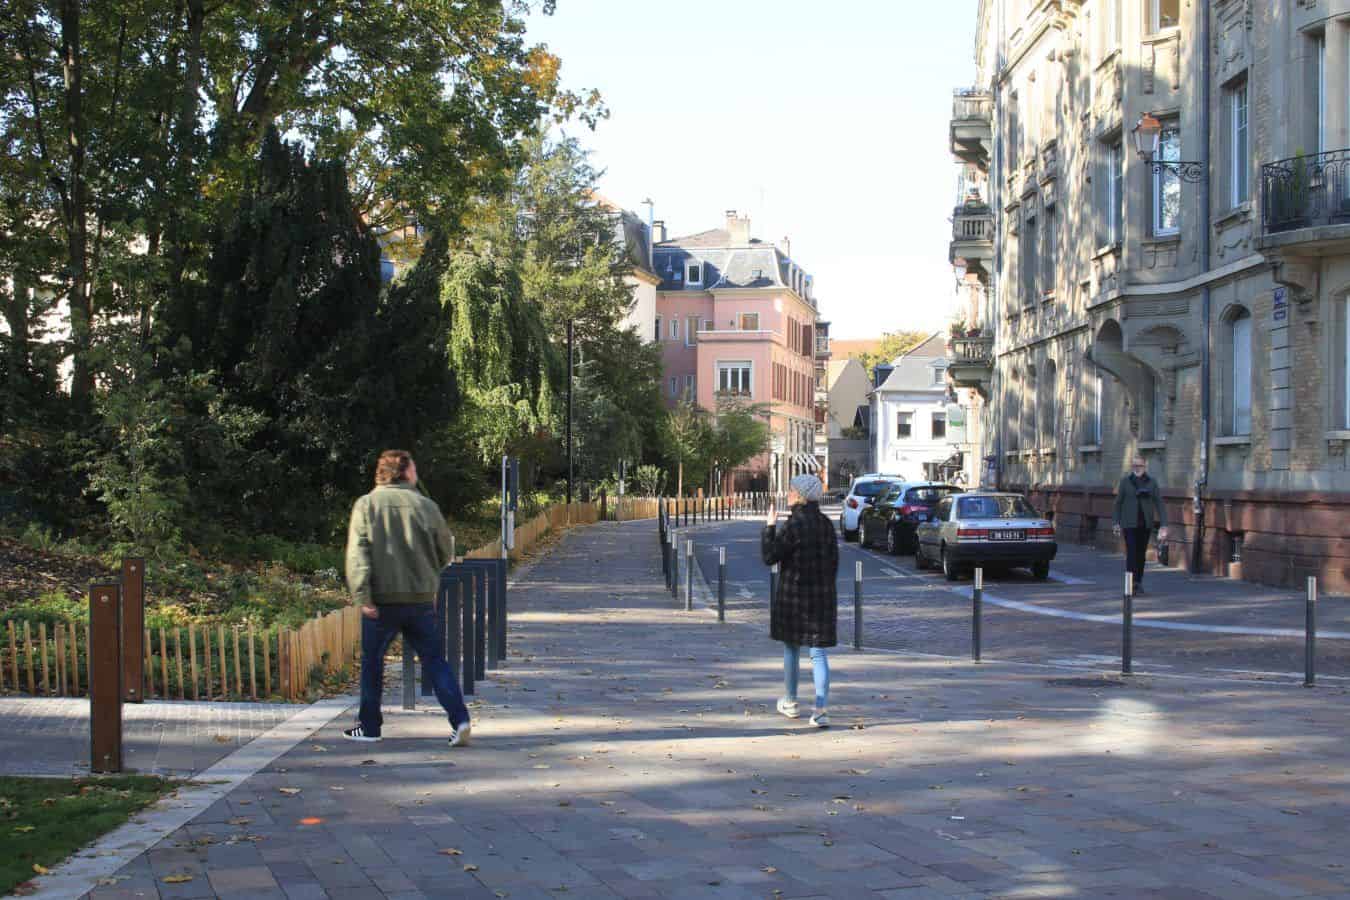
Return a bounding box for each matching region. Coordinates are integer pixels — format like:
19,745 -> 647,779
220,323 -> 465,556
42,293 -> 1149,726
1031,560 -> 1050,580
914,543 -> 928,570
843,528 -> 858,543
885,528 -> 898,555
942,546 -> 959,582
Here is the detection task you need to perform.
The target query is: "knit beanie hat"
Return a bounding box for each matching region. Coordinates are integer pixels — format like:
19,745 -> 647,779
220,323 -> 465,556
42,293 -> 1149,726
789,474 -> 824,503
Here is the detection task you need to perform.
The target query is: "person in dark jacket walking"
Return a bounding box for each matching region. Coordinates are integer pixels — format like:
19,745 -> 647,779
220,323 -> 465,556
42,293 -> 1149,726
344,450 -> 471,747
762,474 -> 839,728
1112,454 -> 1169,594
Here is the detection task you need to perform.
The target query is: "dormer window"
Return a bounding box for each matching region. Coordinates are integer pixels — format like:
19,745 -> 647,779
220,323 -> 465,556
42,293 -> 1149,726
687,263 -> 702,286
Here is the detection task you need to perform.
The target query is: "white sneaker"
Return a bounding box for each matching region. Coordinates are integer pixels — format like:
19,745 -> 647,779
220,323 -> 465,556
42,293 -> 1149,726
343,726 -> 381,742
776,698 -> 801,719
448,721 -> 472,748
809,711 -> 829,728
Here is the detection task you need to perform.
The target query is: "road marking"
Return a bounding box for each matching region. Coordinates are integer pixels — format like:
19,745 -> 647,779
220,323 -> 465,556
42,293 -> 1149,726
882,567 -> 904,578
1050,573 -> 1094,586
955,586 -> 1350,639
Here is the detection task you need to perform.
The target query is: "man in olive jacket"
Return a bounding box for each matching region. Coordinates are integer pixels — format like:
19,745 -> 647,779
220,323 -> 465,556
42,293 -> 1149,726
1112,454 -> 1169,593
344,450 -> 470,747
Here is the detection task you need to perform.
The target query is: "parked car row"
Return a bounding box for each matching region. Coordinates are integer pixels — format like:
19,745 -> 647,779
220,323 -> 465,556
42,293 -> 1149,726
840,475 -> 1057,582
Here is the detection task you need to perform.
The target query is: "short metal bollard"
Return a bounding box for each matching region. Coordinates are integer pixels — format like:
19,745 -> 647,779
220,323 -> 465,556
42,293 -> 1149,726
972,566 -> 983,662
1305,575 -> 1317,688
718,547 -> 727,622
1122,571 -> 1134,676
669,531 -> 679,599
684,540 -> 694,611
853,561 -> 863,650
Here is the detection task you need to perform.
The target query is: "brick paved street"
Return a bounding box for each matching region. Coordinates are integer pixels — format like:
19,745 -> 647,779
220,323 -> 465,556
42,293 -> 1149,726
0,697 -> 296,777
73,517 -> 1350,898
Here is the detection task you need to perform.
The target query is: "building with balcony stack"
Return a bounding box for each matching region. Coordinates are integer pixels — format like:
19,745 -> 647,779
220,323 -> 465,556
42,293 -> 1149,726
652,211 -> 825,493
949,0 -> 1350,592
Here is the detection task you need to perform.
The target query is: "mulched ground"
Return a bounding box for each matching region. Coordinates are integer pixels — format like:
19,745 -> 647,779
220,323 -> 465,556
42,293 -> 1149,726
0,539 -> 111,606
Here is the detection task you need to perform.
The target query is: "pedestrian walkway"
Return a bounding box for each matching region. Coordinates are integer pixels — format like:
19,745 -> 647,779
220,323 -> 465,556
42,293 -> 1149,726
76,518 -> 1350,898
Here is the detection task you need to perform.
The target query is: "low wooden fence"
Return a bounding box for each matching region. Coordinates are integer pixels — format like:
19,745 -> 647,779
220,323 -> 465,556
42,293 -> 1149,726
0,605 -> 362,702
2,498 -> 652,703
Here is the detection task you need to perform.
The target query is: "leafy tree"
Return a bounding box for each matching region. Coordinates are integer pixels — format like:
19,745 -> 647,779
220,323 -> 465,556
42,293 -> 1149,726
662,400 -> 712,498
634,465 -> 665,497
708,399 -> 772,493
851,330 -> 929,382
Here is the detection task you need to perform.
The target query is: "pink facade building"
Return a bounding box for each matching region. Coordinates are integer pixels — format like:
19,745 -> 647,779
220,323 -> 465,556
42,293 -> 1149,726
650,211 -> 824,493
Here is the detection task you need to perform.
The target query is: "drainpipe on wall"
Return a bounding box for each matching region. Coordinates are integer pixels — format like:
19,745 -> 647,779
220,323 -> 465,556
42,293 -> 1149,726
1193,0 -> 1213,574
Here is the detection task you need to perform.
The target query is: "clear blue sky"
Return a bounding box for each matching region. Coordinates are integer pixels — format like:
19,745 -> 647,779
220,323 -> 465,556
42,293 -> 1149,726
525,1 -> 980,339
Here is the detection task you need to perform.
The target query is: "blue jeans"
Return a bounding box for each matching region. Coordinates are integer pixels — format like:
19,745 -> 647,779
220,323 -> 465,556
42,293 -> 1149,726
358,603 -> 469,736
783,643 -> 829,710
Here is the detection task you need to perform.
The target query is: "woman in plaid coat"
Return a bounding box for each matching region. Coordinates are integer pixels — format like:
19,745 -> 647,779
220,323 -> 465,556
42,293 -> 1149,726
761,474 -> 839,727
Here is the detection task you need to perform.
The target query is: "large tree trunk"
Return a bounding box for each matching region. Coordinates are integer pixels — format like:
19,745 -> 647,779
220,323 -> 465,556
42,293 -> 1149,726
61,0 -> 92,408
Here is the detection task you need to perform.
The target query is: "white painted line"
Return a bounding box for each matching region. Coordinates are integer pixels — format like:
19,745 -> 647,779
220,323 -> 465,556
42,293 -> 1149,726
954,586 -> 1350,639
27,695 -> 357,900
1049,573 -> 1094,586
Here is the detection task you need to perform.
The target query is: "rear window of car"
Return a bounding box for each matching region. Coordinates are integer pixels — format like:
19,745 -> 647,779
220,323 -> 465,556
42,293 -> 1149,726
957,495 -> 1038,519
851,480 -> 893,498
904,486 -> 959,505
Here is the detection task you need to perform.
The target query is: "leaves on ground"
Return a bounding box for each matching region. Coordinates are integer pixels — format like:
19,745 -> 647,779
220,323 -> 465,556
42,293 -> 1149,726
162,874 -> 195,884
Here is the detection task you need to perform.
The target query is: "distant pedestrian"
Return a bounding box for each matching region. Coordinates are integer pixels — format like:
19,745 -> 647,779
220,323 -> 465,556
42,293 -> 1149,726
1112,454 -> 1169,594
344,450 -> 471,747
762,474 -> 839,728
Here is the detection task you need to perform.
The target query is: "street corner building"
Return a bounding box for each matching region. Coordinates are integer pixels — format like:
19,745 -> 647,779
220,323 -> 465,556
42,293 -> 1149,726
945,1 -> 1350,592
626,209 -> 829,493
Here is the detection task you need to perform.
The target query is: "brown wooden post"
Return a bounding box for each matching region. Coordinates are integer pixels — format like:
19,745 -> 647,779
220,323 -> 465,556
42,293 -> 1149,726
247,628 -> 257,700
278,630 -> 292,700
143,629 -> 152,697
232,627 -> 243,696
202,629 -> 213,701
89,583 -> 123,773
6,621 -> 16,691
68,622 -> 80,695
174,629 -> 185,700
120,558 -> 145,702
54,625 -> 66,695
38,623 -> 50,694
188,624 -> 199,700
262,631 -> 271,698
158,628 -> 168,698
23,622 -> 35,694
217,626 -> 227,698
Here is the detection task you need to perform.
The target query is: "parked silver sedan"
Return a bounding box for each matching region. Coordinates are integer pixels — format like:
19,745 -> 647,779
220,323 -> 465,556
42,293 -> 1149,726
914,491 -> 1057,582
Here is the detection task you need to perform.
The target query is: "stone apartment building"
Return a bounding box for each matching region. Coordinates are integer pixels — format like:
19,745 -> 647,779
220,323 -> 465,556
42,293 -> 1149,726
949,0 -> 1350,592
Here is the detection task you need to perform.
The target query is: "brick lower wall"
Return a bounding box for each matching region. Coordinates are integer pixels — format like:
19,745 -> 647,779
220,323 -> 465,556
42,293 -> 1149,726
1004,483 -> 1350,595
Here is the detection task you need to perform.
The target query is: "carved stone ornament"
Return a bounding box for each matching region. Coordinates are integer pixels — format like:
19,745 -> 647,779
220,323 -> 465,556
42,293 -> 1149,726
1270,254 -> 1319,305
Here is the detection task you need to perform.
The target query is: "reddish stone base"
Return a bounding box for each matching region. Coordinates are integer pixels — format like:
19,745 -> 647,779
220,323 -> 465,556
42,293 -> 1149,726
1003,483 -> 1350,596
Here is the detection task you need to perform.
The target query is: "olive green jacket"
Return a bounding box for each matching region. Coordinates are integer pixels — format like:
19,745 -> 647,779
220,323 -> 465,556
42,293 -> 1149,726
1112,473 -> 1168,531
345,483 -> 453,606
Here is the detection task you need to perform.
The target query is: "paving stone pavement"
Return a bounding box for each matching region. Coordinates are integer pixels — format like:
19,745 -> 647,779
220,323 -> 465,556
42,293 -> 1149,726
0,697 -> 296,777
85,518 -> 1350,899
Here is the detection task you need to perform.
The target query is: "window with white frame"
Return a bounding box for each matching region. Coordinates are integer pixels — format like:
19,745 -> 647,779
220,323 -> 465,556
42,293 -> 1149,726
738,312 -> 759,331
702,319 -> 714,332
1223,307 -> 1253,435
1146,0 -> 1178,33
1043,204 -> 1057,298
931,412 -> 947,440
684,374 -> 695,399
896,411 -> 913,439
717,361 -> 752,395
1020,211 -> 1038,305
687,263 -> 702,286
654,316 -> 662,343
669,318 -> 680,340
1083,370 -> 1102,446
1317,32 -> 1327,153
1104,138 -> 1124,245
932,362 -> 947,386
1228,79 -> 1249,208
1335,296 -> 1350,428
1153,122 -> 1181,235
686,315 -> 698,347
669,376 -> 678,398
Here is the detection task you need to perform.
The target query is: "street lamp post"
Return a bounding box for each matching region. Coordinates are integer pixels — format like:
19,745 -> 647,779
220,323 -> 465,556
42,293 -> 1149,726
566,319 -> 574,505
1131,112 -> 1207,184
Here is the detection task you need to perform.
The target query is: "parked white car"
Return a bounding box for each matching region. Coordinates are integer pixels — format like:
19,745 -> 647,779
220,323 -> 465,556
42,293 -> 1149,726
838,474 -> 904,542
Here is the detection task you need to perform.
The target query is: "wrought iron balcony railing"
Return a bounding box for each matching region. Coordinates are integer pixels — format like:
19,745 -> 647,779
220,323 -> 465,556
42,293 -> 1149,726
951,204 -> 994,242
950,335 -> 994,365
1261,148 -> 1350,234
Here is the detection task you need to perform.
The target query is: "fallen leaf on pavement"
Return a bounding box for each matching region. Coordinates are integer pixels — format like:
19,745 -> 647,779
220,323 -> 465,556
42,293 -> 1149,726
278,788 -> 301,796
31,864 -> 48,875
438,848 -> 463,856
463,864 -> 479,872
162,874 -> 194,884
761,866 -> 777,873
227,817 -> 251,826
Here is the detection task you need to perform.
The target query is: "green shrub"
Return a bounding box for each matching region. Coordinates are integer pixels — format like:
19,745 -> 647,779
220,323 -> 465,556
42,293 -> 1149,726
0,591 -> 88,627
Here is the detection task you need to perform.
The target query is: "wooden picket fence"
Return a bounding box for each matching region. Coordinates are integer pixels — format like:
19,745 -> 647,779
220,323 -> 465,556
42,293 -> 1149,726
0,606 -> 362,702
0,498 -> 657,703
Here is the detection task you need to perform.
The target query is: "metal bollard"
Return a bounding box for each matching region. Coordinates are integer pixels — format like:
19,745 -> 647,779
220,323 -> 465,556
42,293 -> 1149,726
972,566 -> 983,662
1305,575 -> 1317,688
1122,571 -> 1134,676
718,547 -> 727,622
120,558 -> 145,703
853,561 -> 863,651
669,530 -> 678,598
90,582 -> 124,773
685,540 -> 694,611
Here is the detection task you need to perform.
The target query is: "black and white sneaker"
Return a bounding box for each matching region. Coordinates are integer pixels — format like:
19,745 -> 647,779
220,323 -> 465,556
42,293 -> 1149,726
343,726 -> 382,742
448,721 -> 472,748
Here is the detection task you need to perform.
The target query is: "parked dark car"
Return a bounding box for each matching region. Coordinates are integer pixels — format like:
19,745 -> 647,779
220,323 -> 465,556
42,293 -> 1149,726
839,475 -> 901,542
859,482 -> 961,554
914,491 -> 1057,581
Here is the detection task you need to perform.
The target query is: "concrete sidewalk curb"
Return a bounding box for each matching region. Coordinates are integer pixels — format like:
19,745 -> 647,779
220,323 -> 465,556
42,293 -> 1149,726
25,695 -> 356,899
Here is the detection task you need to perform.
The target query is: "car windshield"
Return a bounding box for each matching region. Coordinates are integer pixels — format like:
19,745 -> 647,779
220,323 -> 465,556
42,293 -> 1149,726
852,481 -> 892,498
904,486 -> 959,505
956,495 -> 1038,519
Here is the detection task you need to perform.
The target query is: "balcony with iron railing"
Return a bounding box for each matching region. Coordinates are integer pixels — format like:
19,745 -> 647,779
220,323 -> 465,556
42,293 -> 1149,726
946,334 -> 994,397
950,89 -> 992,170
950,202 -> 994,283
1261,149 -> 1350,240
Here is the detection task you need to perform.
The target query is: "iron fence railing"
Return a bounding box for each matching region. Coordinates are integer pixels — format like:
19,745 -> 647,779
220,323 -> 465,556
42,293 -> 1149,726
1261,148 -> 1350,233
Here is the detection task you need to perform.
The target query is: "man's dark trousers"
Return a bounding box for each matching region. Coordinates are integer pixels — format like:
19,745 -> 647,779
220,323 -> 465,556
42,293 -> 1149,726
1123,527 -> 1150,588
358,603 -> 469,736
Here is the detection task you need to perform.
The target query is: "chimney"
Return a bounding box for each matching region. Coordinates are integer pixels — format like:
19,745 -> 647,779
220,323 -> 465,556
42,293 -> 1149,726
725,209 -> 751,246
652,219 -> 667,243
780,236 -> 791,259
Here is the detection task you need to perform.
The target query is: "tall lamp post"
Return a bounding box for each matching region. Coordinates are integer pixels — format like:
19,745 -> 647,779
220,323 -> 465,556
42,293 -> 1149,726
566,319 -> 574,505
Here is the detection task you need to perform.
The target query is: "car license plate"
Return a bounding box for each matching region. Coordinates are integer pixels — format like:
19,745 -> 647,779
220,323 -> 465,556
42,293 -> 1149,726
991,530 -> 1024,541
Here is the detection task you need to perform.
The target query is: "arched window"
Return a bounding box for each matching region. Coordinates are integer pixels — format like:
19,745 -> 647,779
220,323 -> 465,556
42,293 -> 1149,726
1223,307 -> 1253,436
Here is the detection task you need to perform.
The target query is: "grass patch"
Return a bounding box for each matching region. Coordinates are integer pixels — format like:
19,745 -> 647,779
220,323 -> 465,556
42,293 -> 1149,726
0,775 -> 178,896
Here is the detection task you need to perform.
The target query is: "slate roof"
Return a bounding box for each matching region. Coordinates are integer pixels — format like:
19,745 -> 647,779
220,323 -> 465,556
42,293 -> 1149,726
654,230 -> 797,292
616,210 -> 656,279
874,332 -> 949,393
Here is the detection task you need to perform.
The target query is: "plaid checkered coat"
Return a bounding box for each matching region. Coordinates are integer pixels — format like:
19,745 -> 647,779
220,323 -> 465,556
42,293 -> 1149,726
761,501 -> 839,647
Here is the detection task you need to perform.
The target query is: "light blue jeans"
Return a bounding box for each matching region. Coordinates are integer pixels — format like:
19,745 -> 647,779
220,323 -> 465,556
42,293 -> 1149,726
783,643 -> 829,710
